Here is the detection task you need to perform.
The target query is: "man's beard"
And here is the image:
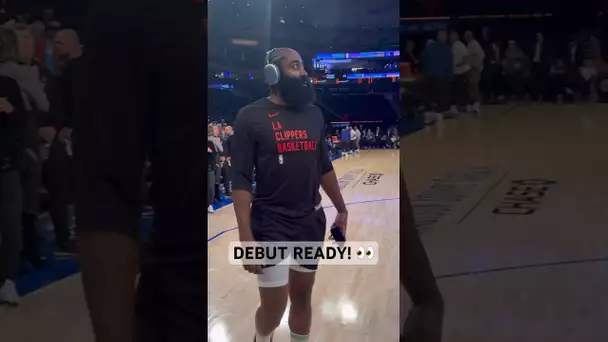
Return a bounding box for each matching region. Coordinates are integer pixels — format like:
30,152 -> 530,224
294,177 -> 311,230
277,75 -> 315,110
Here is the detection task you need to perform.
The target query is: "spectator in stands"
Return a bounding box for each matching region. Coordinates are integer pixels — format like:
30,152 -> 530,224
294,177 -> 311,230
580,59 -> 599,102
368,128 -> 376,147
404,40 -> 419,74
547,59 -> 569,103
52,29 -> 81,75
209,124 -> 223,203
420,30 -> 453,115
0,27 -> 49,268
349,124 -> 358,154
529,32 -> 552,102
479,27 -> 500,103
340,126 -> 350,156
221,125 -> 233,197
482,38 -> 504,103
503,40 -> 528,101
449,30 -> 471,114
0,0 -> 12,26
353,125 -> 361,153
464,30 -> 485,114
42,9 -> 60,30
563,37 -> 585,100
37,28 -> 82,255
30,20 -> 46,65
208,125 -> 221,213
564,37 -> 584,70
0,72 -> 27,305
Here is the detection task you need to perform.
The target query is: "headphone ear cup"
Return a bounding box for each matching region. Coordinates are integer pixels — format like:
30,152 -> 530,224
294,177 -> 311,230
264,64 -> 280,86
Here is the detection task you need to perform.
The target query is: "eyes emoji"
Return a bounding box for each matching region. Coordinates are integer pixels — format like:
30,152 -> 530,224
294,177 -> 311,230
356,247 -> 375,259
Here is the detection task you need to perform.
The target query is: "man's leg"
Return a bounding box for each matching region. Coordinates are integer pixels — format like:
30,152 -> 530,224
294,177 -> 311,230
288,268 -> 316,341
256,264 -> 291,341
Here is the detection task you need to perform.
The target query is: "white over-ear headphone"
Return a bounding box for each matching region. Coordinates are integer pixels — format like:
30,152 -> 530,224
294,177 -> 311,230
263,48 -> 281,86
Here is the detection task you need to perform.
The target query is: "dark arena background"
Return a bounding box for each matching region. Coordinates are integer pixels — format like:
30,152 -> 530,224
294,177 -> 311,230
208,0 -> 400,158
400,0 -> 608,135
401,1 -> 608,341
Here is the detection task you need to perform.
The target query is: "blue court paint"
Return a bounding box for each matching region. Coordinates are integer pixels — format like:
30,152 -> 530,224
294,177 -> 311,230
208,227 -> 239,242
14,223 -> 81,296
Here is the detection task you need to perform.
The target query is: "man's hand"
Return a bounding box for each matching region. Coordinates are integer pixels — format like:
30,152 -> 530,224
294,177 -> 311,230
243,262 -> 263,275
0,97 -> 14,114
39,127 -> 57,143
239,231 -> 263,275
333,211 -> 348,236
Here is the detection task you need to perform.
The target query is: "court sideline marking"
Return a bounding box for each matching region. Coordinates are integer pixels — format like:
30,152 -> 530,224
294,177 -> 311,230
436,256 -> 608,280
207,197 -> 399,242
456,171 -> 508,224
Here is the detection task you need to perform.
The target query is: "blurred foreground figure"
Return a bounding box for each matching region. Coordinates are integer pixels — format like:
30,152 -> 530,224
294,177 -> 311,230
401,175 -> 444,342
74,1 -> 207,341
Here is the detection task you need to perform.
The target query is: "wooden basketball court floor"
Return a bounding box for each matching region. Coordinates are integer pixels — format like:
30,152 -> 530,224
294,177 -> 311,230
208,149 -> 400,342
0,149 -> 400,342
402,104 -> 608,342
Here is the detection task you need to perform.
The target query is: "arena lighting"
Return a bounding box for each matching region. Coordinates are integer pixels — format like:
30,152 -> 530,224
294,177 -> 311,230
231,38 -> 259,46
331,120 -> 383,124
315,51 -> 399,60
401,13 -> 553,20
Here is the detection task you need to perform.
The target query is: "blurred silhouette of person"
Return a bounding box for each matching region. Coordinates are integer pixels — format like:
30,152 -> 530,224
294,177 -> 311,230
401,175 -> 444,342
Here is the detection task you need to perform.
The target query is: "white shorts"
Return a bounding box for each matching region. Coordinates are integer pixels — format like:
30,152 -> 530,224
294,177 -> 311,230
257,256 -> 316,288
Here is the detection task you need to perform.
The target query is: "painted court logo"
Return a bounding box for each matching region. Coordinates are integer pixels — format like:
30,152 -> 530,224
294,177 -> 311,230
228,241 -> 379,266
492,179 -> 556,215
362,173 -> 384,186
412,166 -> 493,231
338,169 -> 365,190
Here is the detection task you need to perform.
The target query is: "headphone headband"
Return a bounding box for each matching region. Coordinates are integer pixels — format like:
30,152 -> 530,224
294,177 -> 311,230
265,48 -> 275,65
264,48 -> 286,86
266,47 -> 289,65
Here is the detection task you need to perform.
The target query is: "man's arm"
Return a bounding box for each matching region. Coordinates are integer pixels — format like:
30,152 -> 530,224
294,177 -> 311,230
230,109 -> 256,241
